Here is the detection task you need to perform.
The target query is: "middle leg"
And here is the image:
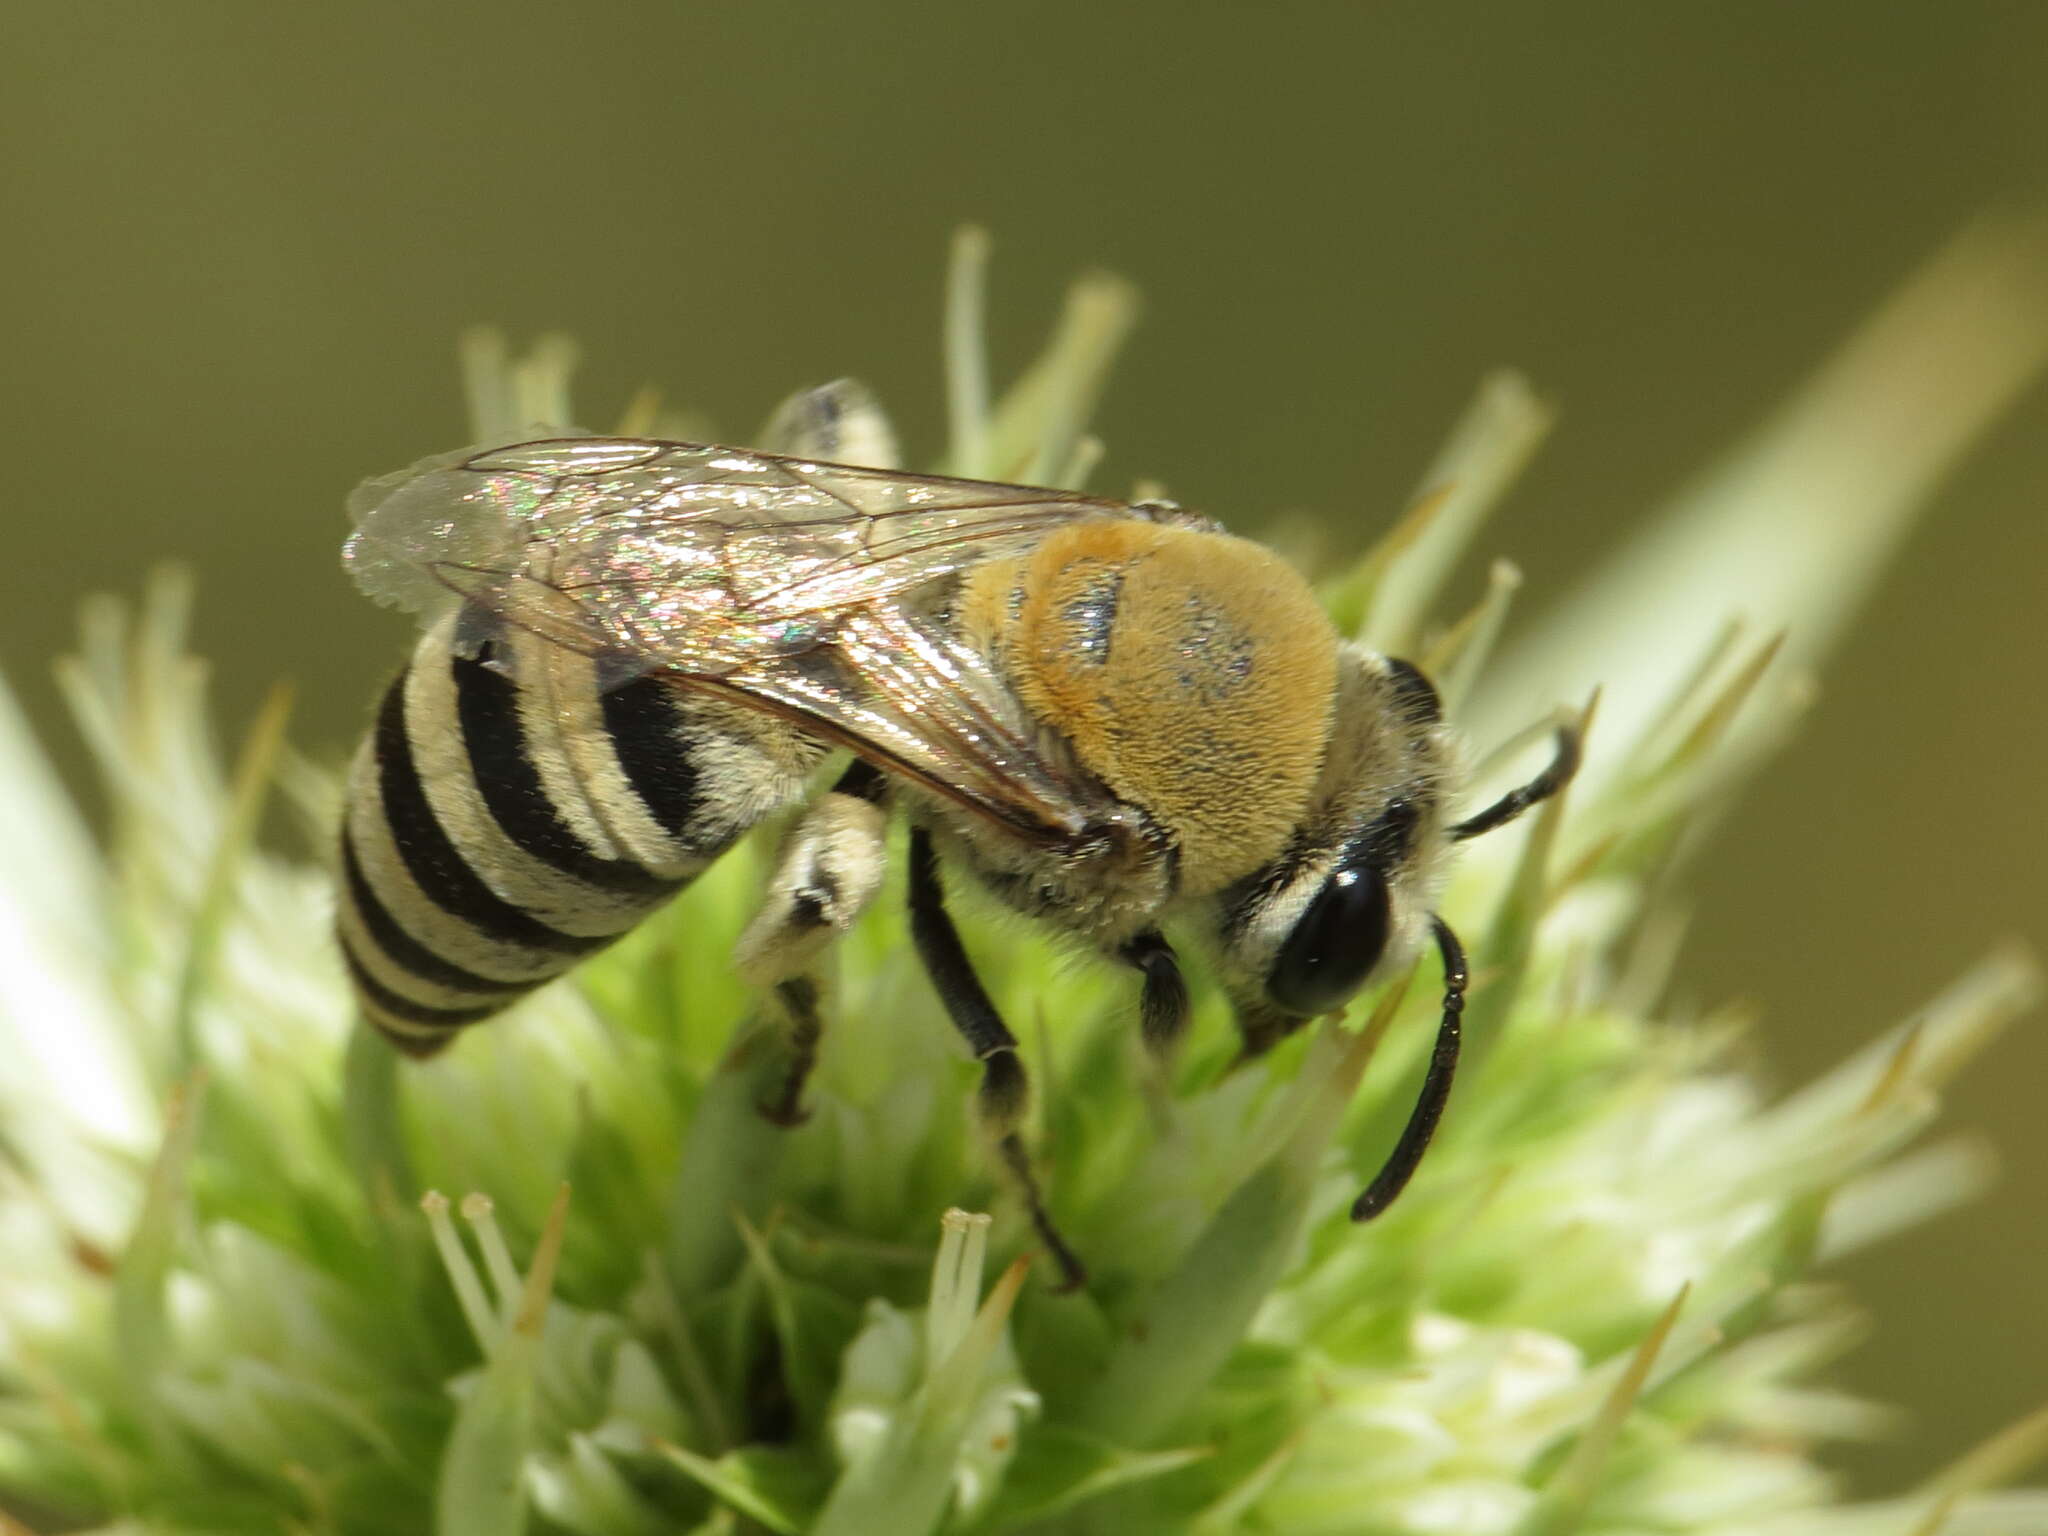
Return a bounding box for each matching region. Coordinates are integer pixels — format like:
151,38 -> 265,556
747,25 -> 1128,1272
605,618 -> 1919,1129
906,825 -> 1087,1292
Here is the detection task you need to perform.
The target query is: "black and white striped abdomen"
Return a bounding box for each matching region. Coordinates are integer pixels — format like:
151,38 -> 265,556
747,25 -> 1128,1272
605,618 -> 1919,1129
337,612 -> 821,1055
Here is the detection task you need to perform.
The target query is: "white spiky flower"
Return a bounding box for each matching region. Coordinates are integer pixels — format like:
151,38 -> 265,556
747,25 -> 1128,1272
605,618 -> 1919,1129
1,224 -> 2045,1536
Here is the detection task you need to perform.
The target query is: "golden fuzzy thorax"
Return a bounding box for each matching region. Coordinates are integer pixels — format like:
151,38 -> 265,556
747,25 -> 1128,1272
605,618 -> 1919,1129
960,521 -> 1339,895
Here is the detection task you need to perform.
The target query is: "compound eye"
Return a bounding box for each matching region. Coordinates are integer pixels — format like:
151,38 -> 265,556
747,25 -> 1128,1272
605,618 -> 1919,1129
1265,861 -> 1392,1017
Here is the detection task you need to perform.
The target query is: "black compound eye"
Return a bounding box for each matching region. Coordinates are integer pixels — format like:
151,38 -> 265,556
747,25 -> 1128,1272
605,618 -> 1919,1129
1266,861 -> 1392,1017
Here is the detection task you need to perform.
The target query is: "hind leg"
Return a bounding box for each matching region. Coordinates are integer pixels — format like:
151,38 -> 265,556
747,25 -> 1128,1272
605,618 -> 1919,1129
733,761 -> 890,1124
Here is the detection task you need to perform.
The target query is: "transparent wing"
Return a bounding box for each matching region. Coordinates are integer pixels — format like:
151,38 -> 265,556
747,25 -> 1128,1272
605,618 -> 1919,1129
344,436 -> 1143,837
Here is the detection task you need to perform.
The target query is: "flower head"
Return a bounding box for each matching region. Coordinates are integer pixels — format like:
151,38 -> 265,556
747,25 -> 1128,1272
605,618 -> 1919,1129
2,225 -> 2045,1535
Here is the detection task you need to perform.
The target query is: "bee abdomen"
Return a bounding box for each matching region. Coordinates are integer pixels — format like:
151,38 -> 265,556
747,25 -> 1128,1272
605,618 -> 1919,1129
338,617 -> 813,1055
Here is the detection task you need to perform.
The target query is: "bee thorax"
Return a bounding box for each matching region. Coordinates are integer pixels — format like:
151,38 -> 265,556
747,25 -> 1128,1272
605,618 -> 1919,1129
957,520 -> 1340,898
921,802 -> 1178,946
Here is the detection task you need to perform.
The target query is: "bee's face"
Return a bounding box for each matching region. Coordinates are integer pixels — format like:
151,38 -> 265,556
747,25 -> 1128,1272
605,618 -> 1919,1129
1206,648 -> 1457,1037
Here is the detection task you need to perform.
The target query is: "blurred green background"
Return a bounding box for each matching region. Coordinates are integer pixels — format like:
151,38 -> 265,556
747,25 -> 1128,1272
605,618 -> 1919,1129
3,2 -> 2042,1493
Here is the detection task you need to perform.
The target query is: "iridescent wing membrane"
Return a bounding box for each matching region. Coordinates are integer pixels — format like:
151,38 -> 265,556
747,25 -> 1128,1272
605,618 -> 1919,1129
344,437 -> 1140,838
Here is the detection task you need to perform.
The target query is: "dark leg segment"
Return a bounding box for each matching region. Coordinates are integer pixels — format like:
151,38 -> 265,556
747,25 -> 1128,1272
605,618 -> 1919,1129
1351,915 -> 1467,1221
1119,929 -> 1189,1056
995,1132 -> 1087,1293
907,826 -> 1087,1291
832,757 -> 889,803
759,976 -> 824,1127
1232,999 -> 1316,1065
906,828 -> 1021,1066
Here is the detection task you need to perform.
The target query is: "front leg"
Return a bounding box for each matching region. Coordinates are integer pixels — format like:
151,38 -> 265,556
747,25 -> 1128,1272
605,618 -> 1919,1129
1232,997 -> 1314,1063
906,825 -> 1087,1292
1118,929 -> 1190,1057
735,761 -> 889,1124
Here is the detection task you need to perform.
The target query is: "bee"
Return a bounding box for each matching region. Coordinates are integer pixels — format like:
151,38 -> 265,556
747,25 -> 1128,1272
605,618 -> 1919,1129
336,382 -> 1578,1288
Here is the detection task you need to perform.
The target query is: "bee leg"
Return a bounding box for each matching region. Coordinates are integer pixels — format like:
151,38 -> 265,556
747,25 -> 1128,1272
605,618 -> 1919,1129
1119,929 -> 1189,1057
734,766 -> 890,986
759,976 -> 825,1126
907,826 -> 1088,1292
1229,999 -> 1313,1067
736,761 -> 891,1126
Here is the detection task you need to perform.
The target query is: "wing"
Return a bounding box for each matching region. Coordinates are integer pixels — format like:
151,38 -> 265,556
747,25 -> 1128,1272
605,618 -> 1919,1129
343,436 -> 1147,838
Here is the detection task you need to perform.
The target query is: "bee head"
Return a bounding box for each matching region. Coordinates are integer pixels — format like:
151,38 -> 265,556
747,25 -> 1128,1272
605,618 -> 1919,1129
1202,644 -> 1579,1220
1209,647 -> 1456,1033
